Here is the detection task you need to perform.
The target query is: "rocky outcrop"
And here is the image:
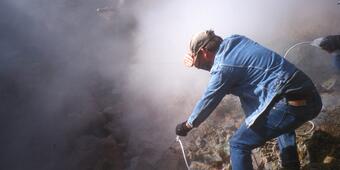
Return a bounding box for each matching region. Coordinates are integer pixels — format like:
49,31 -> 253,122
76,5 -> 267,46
155,87 -> 340,170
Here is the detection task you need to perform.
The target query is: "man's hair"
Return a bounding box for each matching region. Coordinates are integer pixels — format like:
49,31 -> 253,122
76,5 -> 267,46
205,33 -> 223,53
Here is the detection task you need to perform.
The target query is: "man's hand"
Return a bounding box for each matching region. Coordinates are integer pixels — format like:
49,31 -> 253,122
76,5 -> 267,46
184,53 -> 194,67
312,35 -> 340,53
176,121 -> 192,136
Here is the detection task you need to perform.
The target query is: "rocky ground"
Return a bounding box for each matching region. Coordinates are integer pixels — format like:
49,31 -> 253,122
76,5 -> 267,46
155,80 -> 340,170
75,76 -> 340,170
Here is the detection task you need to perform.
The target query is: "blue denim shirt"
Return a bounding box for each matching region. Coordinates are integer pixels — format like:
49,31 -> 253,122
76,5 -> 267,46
187,35 -> 298,128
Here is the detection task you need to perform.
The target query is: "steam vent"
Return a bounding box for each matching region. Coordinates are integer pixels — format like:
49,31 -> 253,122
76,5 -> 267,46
1,0 -> 340,170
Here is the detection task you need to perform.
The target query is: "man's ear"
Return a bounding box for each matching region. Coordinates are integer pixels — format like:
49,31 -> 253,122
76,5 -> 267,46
202,48 -> 215,60
200,48 -> 208,58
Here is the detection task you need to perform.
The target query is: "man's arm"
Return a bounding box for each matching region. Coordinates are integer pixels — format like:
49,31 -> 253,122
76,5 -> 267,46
187,67 -> 236,127
314,35 -> 340,71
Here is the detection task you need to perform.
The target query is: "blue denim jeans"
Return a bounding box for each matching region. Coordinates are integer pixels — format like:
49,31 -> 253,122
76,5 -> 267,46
333,53 -> 340,71
229,90 -> 322,170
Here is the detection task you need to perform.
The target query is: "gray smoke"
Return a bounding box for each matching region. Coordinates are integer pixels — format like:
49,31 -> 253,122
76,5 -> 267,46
0,0 -> 137,169
1,0 -> 340,170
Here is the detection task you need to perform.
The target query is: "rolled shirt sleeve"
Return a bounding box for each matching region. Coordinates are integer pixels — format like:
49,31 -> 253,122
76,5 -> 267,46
187,66 -> 237,127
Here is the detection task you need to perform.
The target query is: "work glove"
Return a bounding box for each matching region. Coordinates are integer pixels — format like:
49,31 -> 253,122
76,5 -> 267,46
175,121 -> 192,136
311,35 -> 340,53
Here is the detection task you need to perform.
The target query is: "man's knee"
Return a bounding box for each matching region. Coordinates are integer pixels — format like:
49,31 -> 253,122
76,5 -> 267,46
229,136 -> 253,153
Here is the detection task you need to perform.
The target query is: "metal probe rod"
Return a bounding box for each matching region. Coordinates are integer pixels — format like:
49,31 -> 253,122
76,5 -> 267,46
176,136 -> 190,170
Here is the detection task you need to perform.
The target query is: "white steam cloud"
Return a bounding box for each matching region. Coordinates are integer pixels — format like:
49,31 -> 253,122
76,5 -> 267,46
1,0 -> 339,169
123,0 -> 340,167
